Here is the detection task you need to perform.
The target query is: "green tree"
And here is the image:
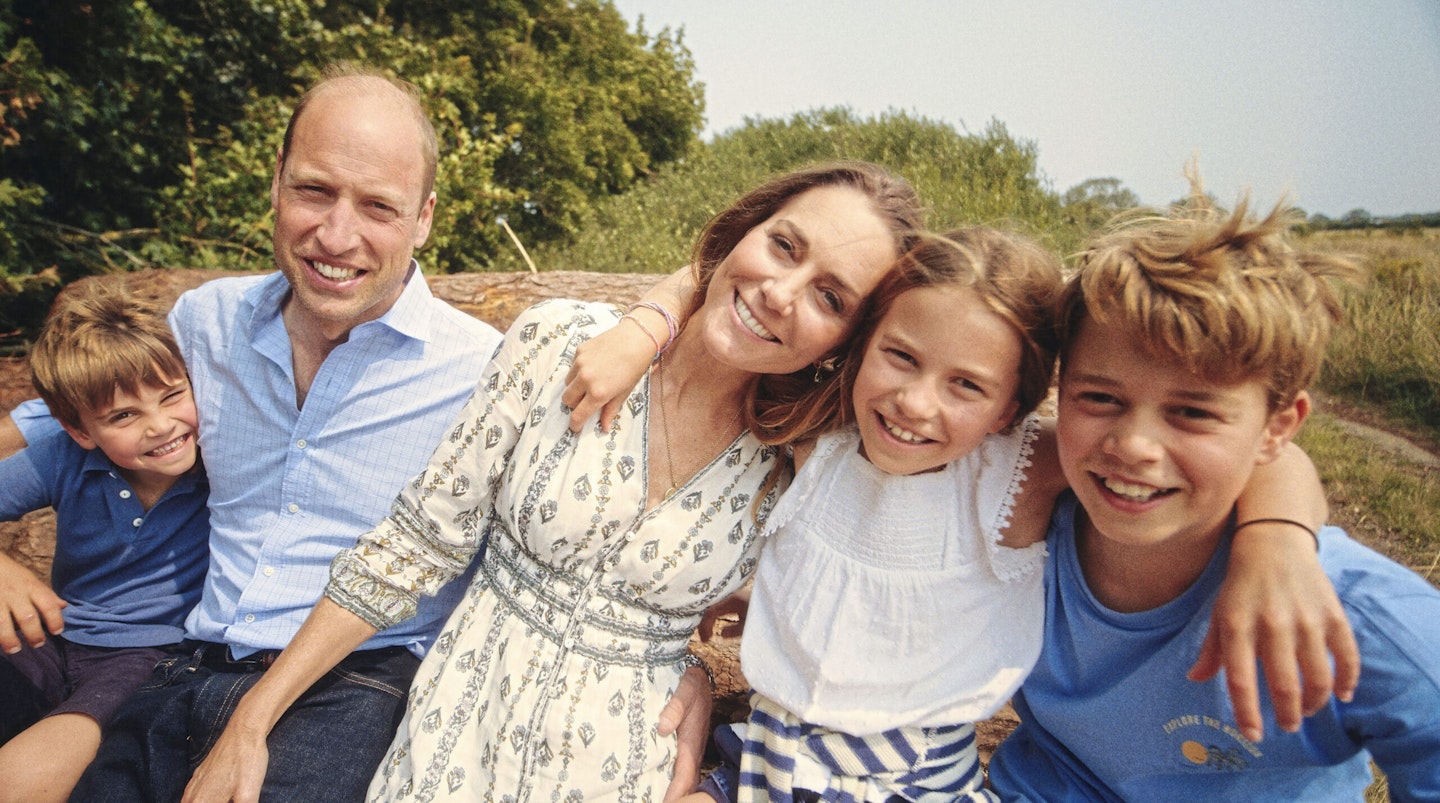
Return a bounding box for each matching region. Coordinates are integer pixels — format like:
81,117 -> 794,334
1059,177 -> 1141,236
0,0 -> 702,340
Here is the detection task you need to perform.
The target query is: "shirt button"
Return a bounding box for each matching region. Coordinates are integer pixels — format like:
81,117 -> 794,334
245,614 -> 256,623
119,489 -> 132,499
288,503 -> 299,513
263,566 -> 275,577
296,439 -> 307,449
132,517 -> 144,527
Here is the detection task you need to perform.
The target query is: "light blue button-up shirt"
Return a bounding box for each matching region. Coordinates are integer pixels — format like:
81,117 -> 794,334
170,268 -> 501,657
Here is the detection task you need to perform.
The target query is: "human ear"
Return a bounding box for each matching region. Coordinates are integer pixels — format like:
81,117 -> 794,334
60,422 -> 99,452
270,146 -> 285,211
413,191 -> 437,249
1256,391 -> 1311,464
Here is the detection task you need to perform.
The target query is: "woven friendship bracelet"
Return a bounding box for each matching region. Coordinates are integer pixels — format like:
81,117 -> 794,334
628,301 -> 678,355
620,313 -> 664,357
1233,517 -> 1319,550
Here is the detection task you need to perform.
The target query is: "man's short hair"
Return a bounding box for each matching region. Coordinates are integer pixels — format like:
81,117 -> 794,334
280,62 -> 439,204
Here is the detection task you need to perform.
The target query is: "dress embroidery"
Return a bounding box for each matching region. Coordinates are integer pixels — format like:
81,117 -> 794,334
327,300 -> 782,802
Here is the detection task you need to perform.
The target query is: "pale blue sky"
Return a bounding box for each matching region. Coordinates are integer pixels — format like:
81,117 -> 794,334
610,0 -> 1440,217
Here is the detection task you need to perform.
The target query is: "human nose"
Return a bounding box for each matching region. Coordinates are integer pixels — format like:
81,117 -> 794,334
894,378 -> 938,420
759,268 -> 807,315
1102,414 -> 1162,464
141,410 -> 177,438
315,201 -> 361,254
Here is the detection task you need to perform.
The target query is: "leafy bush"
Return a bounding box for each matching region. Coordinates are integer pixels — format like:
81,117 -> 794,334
507,108 -> 1077,274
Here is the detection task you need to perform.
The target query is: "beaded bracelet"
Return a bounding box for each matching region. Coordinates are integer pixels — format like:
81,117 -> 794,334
627,301 -> 678,356
680,650 -> 715,690
1233,517 -> 1319,550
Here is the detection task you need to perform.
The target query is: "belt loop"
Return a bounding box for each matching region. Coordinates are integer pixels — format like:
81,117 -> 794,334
187,641 -> 208,671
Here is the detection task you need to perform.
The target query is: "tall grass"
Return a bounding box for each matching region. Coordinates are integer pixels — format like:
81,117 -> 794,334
1307,228 -> 1440,441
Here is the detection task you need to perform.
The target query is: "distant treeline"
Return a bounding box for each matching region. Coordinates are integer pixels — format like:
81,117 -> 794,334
1306,209 -> 1440,233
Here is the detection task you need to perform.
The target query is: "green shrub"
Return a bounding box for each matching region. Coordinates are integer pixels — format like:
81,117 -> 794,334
509,108 -> 1075,275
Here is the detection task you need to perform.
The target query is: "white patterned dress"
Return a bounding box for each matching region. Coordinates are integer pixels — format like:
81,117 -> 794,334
327,300 -> 781,803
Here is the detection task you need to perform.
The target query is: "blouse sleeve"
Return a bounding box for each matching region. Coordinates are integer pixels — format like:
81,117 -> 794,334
326,299 -> 608,629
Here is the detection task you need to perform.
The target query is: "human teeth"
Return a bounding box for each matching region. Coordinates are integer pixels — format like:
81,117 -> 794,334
148,436 -> 187,457
1103,476 -> 1161,501
882,417 -> 929,444
734,297 -> 778,341
314,261 -> 359,281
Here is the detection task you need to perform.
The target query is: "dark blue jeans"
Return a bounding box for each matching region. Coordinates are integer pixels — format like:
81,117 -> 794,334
69,642 -> 419,803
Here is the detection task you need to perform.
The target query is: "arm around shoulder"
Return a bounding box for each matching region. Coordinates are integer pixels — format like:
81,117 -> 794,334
1198,441 -> 1359,743
999,418 -> 1067,550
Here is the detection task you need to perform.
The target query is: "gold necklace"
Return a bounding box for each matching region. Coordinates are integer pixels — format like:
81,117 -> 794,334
654,354 -> 743,499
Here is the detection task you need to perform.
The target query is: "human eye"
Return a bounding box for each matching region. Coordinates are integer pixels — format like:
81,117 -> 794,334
953,376 -> 985,395
367,199 -> 401,218
162,388 -> 190,405
820,288 -> 844,314
883,347 -> 917,367
1070,389 -> 1121,410
769,233 -> 796,258
107,410 -> 136,425
1172,404 -> 1220,424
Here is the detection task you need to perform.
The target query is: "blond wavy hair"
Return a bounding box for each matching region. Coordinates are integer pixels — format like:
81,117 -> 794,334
1057,174 -> 1366,411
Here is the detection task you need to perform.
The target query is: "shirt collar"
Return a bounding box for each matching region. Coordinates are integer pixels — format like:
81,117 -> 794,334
80,443 -> 208,493
241,259 -> 439,345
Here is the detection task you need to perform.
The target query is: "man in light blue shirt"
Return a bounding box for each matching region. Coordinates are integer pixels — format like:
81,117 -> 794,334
51,65 -> 506,801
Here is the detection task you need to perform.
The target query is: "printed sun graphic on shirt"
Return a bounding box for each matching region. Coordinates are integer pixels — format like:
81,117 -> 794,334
1161,713 -> 1261,772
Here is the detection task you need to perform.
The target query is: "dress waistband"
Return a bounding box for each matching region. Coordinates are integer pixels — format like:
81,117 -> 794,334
482,528 -> 699,668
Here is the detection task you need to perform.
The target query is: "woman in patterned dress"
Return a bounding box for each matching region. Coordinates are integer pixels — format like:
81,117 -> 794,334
183,162 -> 925,803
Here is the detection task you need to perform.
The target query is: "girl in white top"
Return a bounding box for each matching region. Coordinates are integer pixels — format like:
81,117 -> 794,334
690,227 -> 1065,802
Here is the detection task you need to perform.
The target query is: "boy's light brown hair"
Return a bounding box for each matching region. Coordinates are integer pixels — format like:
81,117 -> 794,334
29,284 -> 188,431
1057,176 -> 1366,412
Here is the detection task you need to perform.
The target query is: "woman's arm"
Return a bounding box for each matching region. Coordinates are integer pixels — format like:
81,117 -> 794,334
564,267 -> 696,432
1191,441 -> 1358,744
181,599 -> 377,803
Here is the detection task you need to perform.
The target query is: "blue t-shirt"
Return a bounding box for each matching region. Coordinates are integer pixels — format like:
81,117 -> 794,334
990,493 -> 1440,802
0,428 -> 210,647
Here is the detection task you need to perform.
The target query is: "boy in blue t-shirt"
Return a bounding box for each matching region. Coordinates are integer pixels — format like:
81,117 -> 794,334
988,183 -> 1440,800
0,285 -> 209,801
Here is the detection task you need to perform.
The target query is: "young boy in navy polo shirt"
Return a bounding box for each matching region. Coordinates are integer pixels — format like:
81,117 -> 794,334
0,285 -> 209,801
988,184 -> 1440,799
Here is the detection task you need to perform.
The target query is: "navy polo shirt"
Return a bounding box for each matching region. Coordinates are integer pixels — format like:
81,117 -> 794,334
0,428 -> 210,647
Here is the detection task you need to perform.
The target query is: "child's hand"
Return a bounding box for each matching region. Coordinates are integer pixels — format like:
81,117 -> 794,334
561,316 -> 659,433
1190,522 -> 1359,744
698,586 -> 751,641
0,553 -> 67,653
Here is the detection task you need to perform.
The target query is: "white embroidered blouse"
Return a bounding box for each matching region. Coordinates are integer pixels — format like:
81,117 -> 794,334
739,419 -> 1048,735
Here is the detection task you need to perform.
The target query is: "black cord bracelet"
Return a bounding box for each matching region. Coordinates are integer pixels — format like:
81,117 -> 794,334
1233,517 -> 1320,550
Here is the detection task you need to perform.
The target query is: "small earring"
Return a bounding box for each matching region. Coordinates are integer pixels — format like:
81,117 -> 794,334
812,357 -> 839,383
